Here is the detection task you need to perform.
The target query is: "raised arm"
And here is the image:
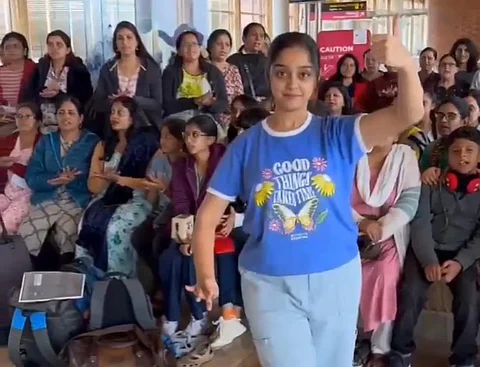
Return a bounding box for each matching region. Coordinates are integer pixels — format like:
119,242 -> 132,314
359,16 -> 424,150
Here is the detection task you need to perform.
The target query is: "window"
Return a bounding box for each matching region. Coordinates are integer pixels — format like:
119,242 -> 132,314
209,0 -> 236,44
103,0 -> 135,26
26,0 -> 87,60
208,0 -> 269,50
0,0 -> 11,40
240,0 -> 267,31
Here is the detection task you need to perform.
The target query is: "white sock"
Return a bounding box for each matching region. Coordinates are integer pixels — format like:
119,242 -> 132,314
222,302 -> 233,309
162,320 -> 178,337
188,313 -> 208,336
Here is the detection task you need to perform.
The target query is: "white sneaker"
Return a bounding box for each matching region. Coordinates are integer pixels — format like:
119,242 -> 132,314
210,317 -> 247,349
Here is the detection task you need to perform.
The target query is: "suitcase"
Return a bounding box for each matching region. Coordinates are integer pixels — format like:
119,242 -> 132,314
0,214 -> 32,344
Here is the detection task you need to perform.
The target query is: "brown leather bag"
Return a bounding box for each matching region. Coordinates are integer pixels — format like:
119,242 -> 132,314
61,324 -> 167,367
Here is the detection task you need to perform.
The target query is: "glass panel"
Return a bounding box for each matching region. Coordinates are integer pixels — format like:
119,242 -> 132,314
0,0 -> 11,40
413,0 -> 425,9
241,13 -> 254,30
403,0 -> 413,10
253,0 -> 263,13
241,0 -> 253,13
210,0 -> 231,12
27,0 -> 87,61
103,0 -> 135,25
372,16 -> 388,34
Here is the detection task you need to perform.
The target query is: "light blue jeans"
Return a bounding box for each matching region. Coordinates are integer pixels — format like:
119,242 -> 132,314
240,256 -> 361,367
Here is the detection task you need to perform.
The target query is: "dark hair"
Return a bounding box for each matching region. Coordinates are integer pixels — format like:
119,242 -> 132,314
319,81 -> 354,115
242,22 -> 266,40
186,114 -> 218,139
1,32 -> 29,58
103,96 -> 141,161
437,96 -> 469,120
17,102 -> 42,121
439,53 -> 459,67
231,94 -> 258,109
206,29 -> 233,56
162,118 -> 185,142
174,31 -> 208,71
46,30 -> 77,65
237,107 -> 270,130
420,47 -> 438,60
268,32 -> 320,79
423,88 -> 437,105
113,21 -> 156,64
449,38 -> 480,73
55,95 -> 83,115
445,126 -> 480,149
331,53 -> 364,83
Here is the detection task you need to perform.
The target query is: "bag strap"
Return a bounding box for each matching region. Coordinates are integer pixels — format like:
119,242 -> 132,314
88,279 -> 110,330
30,312 -> 68,367
121,279 -> 157,330
8,308 -> 26,366
242,63 -> 257,100
9,309 -> 68,367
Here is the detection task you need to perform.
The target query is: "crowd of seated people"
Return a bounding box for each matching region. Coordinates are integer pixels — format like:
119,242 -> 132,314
2,16 -> 480,367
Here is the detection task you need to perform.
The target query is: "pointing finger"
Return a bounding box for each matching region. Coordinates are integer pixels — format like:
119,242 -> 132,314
392,14 -> 400,37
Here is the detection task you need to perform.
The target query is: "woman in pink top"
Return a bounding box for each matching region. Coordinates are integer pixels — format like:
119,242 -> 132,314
352,141 -> 420,367
207,29 -> 244,130
0,102 -> 40,234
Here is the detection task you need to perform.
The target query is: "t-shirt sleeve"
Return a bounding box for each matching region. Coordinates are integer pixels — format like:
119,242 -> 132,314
207,136 -> 245,202
323,114 -> 368,164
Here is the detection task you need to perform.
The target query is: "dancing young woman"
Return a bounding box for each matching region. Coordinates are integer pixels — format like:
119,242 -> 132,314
188,20 -> 423,367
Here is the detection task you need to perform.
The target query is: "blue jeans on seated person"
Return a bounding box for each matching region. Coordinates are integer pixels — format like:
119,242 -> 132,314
216,227 -> 247,308
158,242 -> 206,322
240,256 -> 361,367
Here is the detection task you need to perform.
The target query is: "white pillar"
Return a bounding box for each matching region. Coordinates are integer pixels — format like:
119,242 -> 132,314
271,0 -> 290,37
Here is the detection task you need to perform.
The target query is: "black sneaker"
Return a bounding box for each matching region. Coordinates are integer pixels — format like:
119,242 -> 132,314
388,350 -> 412,367
353,339 -> 370,366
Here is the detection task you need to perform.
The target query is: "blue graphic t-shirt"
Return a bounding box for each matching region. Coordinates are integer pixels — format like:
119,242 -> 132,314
208,113 -> 367,276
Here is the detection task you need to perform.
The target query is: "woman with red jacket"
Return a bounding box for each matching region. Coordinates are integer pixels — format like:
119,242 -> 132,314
0,33 -> 37,136
0,102 -> 41,233
322,53 -> 369,112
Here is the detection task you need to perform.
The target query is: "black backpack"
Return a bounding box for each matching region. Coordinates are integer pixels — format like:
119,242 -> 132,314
8,288 -> 85,367
88,276 -> 156,331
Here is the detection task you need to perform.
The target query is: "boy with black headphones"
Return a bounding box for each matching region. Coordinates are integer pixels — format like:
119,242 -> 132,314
389,126 -> 480,367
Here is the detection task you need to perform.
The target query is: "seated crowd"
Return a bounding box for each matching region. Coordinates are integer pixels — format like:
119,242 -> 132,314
2,18 -> 480,367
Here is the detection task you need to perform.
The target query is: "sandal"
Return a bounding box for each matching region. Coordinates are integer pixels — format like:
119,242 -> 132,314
176,342 -> 214,367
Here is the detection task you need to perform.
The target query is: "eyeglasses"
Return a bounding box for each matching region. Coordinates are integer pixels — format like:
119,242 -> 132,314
183,131 -> 208,141
15,114 -> 34,120
435,112 -> 460,122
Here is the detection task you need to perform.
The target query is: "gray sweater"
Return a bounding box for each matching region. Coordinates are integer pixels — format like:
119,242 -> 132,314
411,183 -> 480,270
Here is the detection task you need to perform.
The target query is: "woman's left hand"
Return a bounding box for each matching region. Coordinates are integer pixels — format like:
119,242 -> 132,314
186,277 -> 219,311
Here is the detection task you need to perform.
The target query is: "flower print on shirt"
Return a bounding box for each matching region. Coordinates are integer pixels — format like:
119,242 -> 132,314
255,157 -> 335,240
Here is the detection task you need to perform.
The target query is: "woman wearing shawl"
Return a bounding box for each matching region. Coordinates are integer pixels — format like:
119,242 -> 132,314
76,96 -> 158,277
352,141 -> 421,367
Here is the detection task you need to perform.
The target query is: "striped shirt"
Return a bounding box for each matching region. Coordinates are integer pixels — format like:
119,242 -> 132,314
0,67 -> 23,105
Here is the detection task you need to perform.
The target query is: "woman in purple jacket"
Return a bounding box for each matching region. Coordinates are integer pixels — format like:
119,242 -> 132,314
159,114 -> 244,358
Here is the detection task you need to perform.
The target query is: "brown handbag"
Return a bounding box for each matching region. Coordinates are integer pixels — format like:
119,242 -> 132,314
61,324 -> 168,367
